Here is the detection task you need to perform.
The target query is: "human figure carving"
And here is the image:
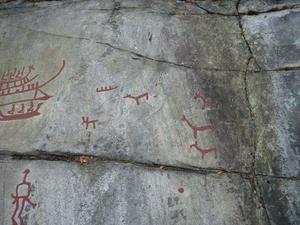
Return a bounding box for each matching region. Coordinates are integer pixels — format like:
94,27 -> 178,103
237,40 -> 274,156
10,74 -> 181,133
11,169 -> 37,225
82,117 -> 98,129
123,92 -> 149,105
181,115 -> 215,139
190,141 -> 219,159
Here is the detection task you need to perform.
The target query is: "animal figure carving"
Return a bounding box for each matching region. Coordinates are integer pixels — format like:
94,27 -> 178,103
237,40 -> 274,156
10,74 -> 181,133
123,92 -> 149,105
181,115 -> 215,139
194,91 -> 217,109
190,141 -> 220,159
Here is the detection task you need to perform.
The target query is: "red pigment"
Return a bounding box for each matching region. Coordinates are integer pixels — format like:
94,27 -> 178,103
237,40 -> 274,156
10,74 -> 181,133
123,92 -> 149,105
178,187 -> 184,193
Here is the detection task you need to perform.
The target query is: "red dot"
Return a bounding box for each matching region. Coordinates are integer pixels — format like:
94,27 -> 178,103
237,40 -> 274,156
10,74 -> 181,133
178,187 -> 184,193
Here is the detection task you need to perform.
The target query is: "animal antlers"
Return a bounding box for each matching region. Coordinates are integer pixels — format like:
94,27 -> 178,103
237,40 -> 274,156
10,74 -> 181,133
194,91 -> 217,109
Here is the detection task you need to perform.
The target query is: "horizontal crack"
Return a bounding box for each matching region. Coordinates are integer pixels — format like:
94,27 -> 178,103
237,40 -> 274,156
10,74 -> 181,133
266,66 -> 300,72
256,173 -> 300,181
0,151 -> 299,181
194,1 -> 300,17
1,1 -> 299,17
0,150 -> 252,177
239,4 -> 300,16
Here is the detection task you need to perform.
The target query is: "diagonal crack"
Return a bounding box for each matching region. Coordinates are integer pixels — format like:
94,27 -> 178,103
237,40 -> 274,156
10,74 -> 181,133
236,2 -> 262,72
193,1 -> 237,16
243,55 -> 273,225
239,0 -> 272,220
9,25 -> 249,72
1,0 -> 300,16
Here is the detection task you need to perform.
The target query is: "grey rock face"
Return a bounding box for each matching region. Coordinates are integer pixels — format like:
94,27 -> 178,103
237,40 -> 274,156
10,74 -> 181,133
248,71 -> 300,177
0,1 -> 251,172
0,0 -> 299,225
258,177 -> 300,225
0,160 -> 268,225
194,0 -> 239,15
242,8 -> 300,70
239,0 -> 300,14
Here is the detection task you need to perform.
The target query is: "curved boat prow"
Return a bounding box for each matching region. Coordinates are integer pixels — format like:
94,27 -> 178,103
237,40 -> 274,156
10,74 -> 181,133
38,60 -> 65,89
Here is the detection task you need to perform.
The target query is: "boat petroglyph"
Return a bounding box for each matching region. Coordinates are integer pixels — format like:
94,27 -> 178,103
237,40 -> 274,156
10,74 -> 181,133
0,60 -> 65,121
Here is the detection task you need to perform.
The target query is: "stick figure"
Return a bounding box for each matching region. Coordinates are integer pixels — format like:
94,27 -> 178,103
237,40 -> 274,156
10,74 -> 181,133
11,169 -> 36,225
81,117 -> 98,129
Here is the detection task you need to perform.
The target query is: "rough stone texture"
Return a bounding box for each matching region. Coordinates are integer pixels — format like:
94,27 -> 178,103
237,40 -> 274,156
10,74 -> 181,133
242,8 -> 300,70
195,0 -> 239,15
239,0 -> 300,14
0,0 -> 299,224
0,0 -> 252,172
248,71 -> 300,177
0,160 -> 268,225
258,177 -> 300,225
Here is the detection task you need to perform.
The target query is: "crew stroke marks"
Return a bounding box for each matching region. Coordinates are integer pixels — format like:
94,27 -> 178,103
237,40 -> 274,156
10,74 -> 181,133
96,85 -> 118,93
11,169 -> 36,225
0,60 -> 65,121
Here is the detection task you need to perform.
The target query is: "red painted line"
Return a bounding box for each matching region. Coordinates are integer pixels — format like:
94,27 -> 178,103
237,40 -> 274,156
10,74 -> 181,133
123,92 -> 149,105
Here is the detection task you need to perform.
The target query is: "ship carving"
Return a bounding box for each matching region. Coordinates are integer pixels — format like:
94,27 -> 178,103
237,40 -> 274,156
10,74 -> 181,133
0,60 -> 65,121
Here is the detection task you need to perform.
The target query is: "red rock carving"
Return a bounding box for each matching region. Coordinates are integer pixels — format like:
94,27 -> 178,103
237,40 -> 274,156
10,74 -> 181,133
123,92 -> 149,105
11,169 -> 36,225
96,86 -> 118,93
181,115 -> 215,139
0,60 -> 65,121
82,117 -> 98,129
194,91 -> 217,109
190,141 -> 220,159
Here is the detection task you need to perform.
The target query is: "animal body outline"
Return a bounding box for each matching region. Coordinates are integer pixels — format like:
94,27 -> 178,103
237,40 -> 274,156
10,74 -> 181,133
190,141 -> 220,159
181,115 -> 215,139
194,91 -> 217,110
123,92 -> 149,105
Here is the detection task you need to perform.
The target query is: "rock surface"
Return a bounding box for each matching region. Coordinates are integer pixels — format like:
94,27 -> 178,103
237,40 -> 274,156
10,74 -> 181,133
0,0 -> 299,225
0,160 -> 268,225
